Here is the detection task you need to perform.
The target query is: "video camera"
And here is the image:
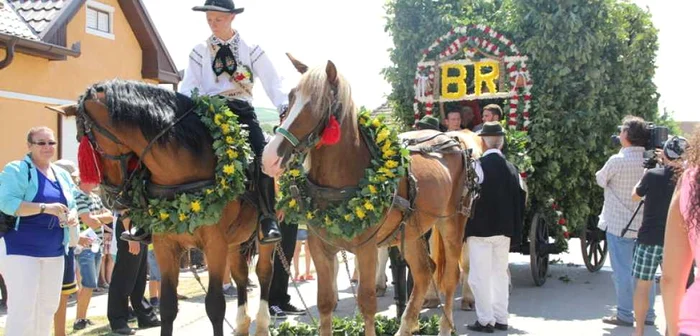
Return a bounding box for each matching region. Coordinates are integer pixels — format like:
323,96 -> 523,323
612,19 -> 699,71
610,123 -> 669,169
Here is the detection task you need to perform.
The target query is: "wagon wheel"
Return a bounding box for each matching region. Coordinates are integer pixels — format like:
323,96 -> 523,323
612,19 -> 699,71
580,215 -> 607,272
529,212 -> 549,286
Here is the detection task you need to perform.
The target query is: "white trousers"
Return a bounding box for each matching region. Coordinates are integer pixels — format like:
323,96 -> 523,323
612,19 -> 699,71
0,238 -> 64,336
467,235 -> 510,326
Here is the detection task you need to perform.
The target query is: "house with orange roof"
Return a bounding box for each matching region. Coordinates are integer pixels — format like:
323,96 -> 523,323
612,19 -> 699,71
0,0 -> 179,165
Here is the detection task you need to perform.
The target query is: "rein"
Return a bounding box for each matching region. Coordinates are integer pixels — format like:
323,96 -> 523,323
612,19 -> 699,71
78,97 -> 198,208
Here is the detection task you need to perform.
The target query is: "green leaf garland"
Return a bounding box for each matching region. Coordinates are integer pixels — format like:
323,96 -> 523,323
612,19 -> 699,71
277,109 -> 410,240
126,93 -> 252,234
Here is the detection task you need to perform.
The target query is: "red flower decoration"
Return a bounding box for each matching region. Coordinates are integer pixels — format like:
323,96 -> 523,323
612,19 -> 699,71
563,231 -> 570,239
235,73 -> 246,81
558,218 -> 567,225
551,203 -> 559,210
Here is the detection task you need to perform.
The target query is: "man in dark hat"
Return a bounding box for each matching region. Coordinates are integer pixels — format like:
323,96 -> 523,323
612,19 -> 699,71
465,121 -> 524,333
416,115 -> 440,131
179,0 -> 286,244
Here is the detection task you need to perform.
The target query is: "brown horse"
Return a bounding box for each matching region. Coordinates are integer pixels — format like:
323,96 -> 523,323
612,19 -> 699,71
51,80 -> 274,336
262,56 -> 479,336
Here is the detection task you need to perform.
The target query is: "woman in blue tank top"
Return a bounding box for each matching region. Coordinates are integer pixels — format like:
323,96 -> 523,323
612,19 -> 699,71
0,126 -> 79,336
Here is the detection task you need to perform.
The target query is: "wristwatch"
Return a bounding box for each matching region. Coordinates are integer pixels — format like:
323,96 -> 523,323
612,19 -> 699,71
39,203 -> 46,214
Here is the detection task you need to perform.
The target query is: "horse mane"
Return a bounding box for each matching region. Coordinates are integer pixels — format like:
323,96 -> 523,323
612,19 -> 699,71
79,79 -> 211,157
296,66 -> 357,129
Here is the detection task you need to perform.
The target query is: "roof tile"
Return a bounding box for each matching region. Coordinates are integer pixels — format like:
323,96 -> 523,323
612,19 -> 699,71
0,0 -> 38,40
8,0 -> 68,34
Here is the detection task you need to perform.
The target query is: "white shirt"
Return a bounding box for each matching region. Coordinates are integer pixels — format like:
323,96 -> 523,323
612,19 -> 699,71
596,146 -> 646,238
179,33 -> 289,113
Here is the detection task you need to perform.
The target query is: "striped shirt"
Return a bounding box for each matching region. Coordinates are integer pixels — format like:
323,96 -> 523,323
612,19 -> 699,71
596,146 -> 646,238
74,190 -> 106,241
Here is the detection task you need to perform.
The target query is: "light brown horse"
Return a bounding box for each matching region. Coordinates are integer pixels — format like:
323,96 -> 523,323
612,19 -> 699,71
51,80 -> 274,336
262,56 -> 479,336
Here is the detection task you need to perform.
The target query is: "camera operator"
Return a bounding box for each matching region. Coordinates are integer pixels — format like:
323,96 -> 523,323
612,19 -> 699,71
631,137 -> 687,336
596,116 -> 651,327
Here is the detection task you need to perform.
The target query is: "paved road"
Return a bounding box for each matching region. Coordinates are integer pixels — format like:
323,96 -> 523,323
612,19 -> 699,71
0,239 -> 677,335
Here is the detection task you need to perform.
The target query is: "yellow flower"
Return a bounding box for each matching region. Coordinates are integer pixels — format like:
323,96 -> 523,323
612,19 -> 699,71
306,211 -> 314,220
382,149 -> 397,159
368,185 -> 377,194
372,118 -> 381,128
225,136 -> 235,144
382,140 -> 392,152
384,160 -> 399,169
376,129 -> 390,144
364,201 -> 375,211
221,124 -> 230,134
205,189 -> 214,195
226,149 -> 238,159
179,213 -> 188,221
324,215 -> 332,225
209,105 -> 215,113
214,114 -> 223,125
191,200 -> 202,213
359,117 -> 368,125
159,211 -> 169,220
223,164 -> 235,175
289,169 -> 301,177
344,214 -> 353,221
220,178 -> 229,189
379,167 -> 395,178
355,207 -> 366,219
148,208 -> 154,216
288,199 -> 297,208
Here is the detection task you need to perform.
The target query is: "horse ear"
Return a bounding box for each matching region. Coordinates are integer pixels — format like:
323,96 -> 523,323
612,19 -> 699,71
325,61 -> 338,87
286,53 -> 308,74
45,104 -> 78,116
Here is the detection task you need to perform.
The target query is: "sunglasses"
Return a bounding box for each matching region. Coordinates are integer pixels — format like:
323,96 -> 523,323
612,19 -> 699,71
32,141 -> 57,146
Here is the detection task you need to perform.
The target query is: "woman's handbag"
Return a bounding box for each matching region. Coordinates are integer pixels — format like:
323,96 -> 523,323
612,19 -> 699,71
0,162 -> 32,238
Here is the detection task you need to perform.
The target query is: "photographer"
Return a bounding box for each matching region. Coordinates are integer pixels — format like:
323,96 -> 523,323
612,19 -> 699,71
631,137 -> 687,336
596,116 -> 652,327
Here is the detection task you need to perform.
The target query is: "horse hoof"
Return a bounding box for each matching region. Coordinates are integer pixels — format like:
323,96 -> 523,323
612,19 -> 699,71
460,300 -> 475,311
421,298 -> 440,309
376,287 -> 387,297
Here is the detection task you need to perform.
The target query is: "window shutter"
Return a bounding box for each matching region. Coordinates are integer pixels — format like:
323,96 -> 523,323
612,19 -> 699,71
97,11 -> 109,32
86,8 -> 98,29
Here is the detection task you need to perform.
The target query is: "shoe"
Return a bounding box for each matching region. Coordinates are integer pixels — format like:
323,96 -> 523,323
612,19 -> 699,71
127,307 -> 137,323
73,319 -> 93,331
256,172 -> 282,244
602,315 -> 633,327
269,305 -> 287,318
494,322 -> 508,331
645,320 -> 655,326
223,285 -> 237,297
137,314 -> 161,329
466,321 -> 494,333
112,326 -> 135,335
279,303 -> 305,315
258,216 -> 282,244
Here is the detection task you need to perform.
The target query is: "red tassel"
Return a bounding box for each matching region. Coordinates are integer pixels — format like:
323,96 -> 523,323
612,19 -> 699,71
319,115 -> 341,147
78,136 -> 102,185
127,156 -> 139,173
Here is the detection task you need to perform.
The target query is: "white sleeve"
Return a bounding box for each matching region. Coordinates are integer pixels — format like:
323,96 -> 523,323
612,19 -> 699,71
178,46 -> 205,97
473,160 -> 484,184
250,45 -> 289,112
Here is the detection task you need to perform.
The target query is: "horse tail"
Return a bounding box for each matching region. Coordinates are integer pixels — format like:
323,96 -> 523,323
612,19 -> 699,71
431,227 -> 447,292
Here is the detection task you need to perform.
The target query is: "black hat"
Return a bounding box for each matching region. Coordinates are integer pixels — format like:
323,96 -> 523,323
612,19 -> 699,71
193,0 -> 244,14
416,115 -> 440,131
478,121 -> 505,136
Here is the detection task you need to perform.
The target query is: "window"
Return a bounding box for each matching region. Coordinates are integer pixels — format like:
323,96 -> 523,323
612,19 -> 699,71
85,1 -> 114,39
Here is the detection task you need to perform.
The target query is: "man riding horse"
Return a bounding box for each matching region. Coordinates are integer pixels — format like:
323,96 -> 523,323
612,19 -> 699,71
124,0 -> 286,245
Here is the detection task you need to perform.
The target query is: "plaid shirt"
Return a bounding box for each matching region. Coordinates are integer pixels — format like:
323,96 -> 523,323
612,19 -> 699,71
596,146 -> 646,238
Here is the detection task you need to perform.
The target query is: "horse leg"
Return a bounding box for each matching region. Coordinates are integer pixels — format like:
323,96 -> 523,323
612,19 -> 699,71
423,232 -> 440,309
460,240 -> 475,311
253,242 -> 275,336
356,245 -> 378,336
434,227 -> 463,336
307,235 -> 337,336
376,247 -> 389,297
203,239 -> 228,336
228,244 -> 251,336
154,240 -> 183,336
396,239 -> 432,336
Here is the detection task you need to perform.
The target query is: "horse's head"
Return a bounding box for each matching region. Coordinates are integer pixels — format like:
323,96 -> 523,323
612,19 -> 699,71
50,88 -> 138,208
262,54 -> 354,177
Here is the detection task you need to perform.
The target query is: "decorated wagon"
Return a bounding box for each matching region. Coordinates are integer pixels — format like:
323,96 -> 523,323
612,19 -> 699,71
409,24 -> 608,286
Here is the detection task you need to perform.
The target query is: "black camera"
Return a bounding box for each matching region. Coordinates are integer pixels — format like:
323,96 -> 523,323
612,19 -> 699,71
610,123 -> 669,169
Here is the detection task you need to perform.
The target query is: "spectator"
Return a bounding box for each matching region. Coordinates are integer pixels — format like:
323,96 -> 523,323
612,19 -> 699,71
474,104 -> 503,133
445,110 -> 463,131
461,106 -> 476,130
661,127 -> 700,336
597,116 -> 653,327
268,212 -> 304,317
466,122 -> 525,333
147,243 -> 161,308
631,137 -> 687,336
416,115 -> 441,131
293,223 -> 314,282
0,126 -> 79,336
72,173 -> 113,330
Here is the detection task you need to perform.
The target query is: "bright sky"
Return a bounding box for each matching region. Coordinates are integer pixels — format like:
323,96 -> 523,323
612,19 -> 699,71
143,0 -> 699,121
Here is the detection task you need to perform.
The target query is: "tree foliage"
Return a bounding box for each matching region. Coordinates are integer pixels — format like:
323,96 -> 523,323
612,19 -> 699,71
384,0 -> 659,235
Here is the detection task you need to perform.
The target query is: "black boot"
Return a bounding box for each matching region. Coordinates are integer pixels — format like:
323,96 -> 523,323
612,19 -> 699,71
120,226 -> 152,245
256,165 -> 282,245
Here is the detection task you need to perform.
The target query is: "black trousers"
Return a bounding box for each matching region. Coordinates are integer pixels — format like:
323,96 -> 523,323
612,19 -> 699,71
226,99 -> 266,156
108,217 -> 154,330
268,222 -> 298,306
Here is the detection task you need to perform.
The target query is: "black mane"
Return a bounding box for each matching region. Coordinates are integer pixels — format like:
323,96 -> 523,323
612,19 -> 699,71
80,79 -> 211,157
